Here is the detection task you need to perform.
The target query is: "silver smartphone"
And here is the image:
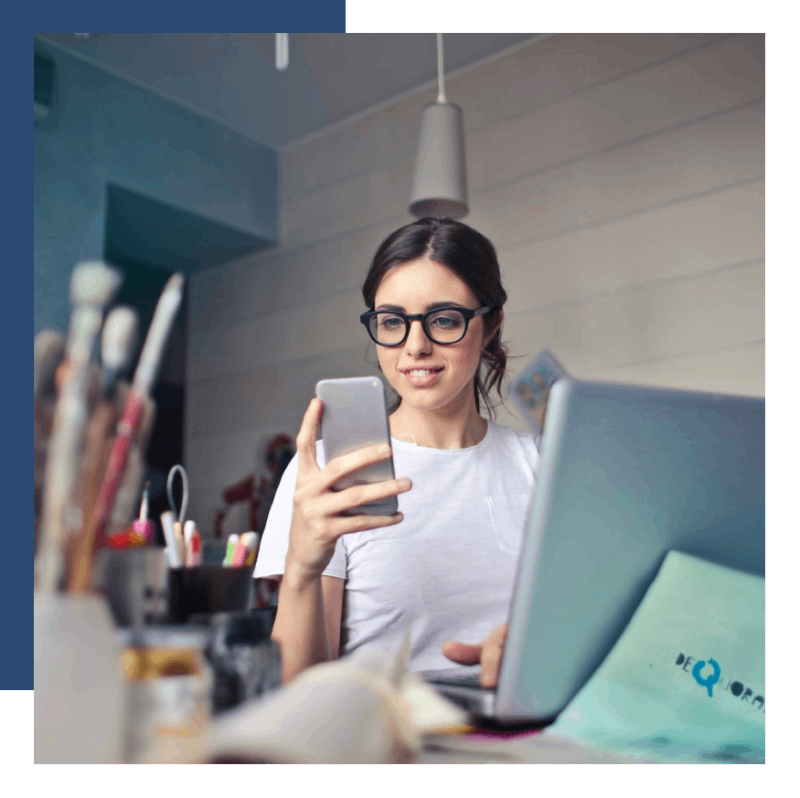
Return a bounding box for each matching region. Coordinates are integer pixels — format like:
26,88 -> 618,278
315,376 -> 397,516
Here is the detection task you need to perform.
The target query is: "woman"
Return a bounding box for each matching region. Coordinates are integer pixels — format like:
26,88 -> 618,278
255,217 -> 541,686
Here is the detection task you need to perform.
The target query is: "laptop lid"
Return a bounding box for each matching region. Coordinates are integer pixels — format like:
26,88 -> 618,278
495,378 -> 765,723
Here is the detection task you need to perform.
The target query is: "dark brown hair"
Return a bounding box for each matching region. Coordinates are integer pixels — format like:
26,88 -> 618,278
362,217 -> 510,419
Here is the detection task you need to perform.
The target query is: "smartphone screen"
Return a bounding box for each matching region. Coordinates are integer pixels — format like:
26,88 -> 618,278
315,377 -> 397,516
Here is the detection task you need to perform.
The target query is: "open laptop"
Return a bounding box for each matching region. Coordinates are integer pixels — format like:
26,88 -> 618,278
422,378 -> 765,726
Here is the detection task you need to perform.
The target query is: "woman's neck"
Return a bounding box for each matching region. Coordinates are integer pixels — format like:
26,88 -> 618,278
389,404 -> 488,450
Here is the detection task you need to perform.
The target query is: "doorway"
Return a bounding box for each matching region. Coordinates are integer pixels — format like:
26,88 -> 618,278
103,183 -> 275,537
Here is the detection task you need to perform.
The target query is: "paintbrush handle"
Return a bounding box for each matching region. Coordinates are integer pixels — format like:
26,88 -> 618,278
66,399 -> 119,593
35,308 -> 102,594
70,392 -> 144,594
36,380 -> 90,592
77,398 -> 118,520
92,394 -> 144,538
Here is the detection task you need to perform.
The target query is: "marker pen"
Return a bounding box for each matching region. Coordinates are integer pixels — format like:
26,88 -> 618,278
184,520 -> 201,567
245,533 -> 260,566
231,534 -> 250,567
223,534 -> 239,567
131,481 -> 153,543
191,530 -> 202,567
173,521 -> 185,567
160,511 -> 180,568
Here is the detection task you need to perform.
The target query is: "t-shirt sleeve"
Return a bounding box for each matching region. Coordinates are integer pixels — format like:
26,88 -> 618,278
252,441 -> 348,580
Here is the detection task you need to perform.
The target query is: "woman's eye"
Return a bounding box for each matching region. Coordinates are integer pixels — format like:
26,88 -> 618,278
430,313 -> 460,328
379,316 -> 403,328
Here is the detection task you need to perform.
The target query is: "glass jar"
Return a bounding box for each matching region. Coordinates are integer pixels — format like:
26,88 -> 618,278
119,627 -> 212,763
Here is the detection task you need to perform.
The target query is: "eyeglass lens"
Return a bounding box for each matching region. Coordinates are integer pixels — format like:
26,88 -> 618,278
369,310 -> 467,345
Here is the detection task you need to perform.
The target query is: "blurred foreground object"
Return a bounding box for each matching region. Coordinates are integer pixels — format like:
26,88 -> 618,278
34,593 -> 125,763
189,611 -> 281,715
119,627 -> 212,764
143,632 -> 467,764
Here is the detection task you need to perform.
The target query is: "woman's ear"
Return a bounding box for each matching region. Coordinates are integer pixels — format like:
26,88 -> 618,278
484,309 -> 504,348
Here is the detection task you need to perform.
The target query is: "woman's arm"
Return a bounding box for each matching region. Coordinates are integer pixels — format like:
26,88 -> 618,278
270,569 -> 328,683
271,573 -> 344,683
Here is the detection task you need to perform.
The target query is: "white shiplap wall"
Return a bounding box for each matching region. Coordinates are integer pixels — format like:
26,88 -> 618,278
187,32 -> 765,533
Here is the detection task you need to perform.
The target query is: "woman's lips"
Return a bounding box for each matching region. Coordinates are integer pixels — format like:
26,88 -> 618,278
401,368 -> 444,388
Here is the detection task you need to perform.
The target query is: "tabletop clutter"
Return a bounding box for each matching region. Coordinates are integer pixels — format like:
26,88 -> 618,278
33,261 -> 764,765
32,261 -> 285,764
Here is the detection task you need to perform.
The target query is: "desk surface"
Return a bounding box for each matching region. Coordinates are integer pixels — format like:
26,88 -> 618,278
141,727 -> 648,764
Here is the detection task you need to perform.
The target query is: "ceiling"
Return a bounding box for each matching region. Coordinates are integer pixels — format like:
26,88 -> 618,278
35,33 -> 541,150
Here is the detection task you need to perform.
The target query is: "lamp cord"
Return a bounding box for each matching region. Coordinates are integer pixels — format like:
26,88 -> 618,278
436,33 -> 446,103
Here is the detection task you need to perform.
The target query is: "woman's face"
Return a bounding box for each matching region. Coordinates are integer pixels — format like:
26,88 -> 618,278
373,258 -> 497,416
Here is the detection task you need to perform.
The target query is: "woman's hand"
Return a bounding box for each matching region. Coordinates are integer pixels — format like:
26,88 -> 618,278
441,624 -> 509,688
284,397 -> 411,587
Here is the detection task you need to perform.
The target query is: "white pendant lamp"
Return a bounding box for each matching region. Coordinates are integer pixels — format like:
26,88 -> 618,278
409,33 -> 468,219
276,33 -> 289,71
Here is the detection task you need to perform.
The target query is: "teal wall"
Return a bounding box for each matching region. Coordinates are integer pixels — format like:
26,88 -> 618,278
34,39 -> 280,334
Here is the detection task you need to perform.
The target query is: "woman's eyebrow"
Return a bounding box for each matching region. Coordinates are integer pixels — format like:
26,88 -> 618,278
376,301 -> 468,312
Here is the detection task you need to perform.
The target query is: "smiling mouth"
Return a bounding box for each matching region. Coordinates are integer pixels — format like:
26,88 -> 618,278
401,367 -> 444,376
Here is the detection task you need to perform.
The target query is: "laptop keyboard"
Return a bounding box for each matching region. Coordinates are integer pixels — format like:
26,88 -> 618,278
420,669 -> 483,688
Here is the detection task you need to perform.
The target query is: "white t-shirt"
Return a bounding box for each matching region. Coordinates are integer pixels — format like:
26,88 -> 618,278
254,420 -> 541,672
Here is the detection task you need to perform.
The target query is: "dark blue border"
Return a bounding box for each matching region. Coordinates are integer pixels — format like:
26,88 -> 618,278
11,4 -> 346,691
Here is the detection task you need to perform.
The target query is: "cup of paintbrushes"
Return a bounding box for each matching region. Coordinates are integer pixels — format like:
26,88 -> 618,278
68,274 -> 182,596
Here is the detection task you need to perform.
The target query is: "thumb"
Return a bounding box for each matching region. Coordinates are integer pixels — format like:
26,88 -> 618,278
442,640 -> 482,665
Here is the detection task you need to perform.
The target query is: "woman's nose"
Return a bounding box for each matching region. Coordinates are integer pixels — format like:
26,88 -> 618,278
404,319 -> 432,354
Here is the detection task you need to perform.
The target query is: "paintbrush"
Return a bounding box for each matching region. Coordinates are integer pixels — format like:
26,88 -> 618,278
105,394 -> 156,538
100,306 -> 138,398
34,329 -> 68,555
35,363 -> 105,563
66,307 -> 139,593
76,273 -> 184,592
35,262 -> 122,594
34,329 -> 66,401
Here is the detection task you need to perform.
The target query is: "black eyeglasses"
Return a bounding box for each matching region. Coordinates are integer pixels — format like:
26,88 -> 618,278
359,306 -> 496,347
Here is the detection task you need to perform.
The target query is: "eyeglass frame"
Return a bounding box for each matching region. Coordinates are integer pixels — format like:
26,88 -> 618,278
359,305 -> 498,347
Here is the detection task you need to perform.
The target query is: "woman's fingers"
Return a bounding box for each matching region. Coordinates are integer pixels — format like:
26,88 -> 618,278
479,625 -> 509,688
441,641 -> 482,665
321,445 -> 399,498
441,625 -> 509,687
327,510 -> 405,538
295,398 -> 323,480
316,475 -> 412,517
479,641 -> 503,688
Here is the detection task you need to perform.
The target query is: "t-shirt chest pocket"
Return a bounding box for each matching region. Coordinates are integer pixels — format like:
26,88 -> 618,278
486,493 -> 532,555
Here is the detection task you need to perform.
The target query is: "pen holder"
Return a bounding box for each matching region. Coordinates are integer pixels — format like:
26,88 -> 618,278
168,566 -> 255,624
